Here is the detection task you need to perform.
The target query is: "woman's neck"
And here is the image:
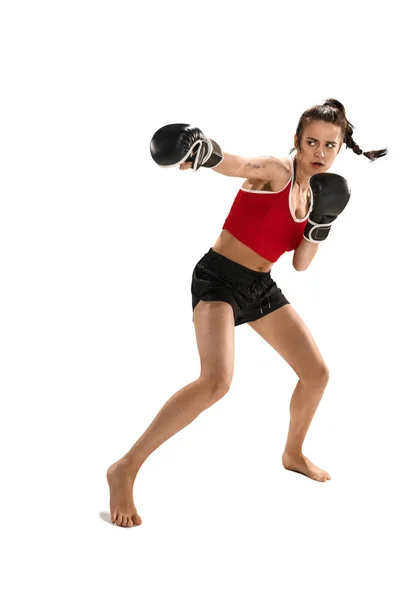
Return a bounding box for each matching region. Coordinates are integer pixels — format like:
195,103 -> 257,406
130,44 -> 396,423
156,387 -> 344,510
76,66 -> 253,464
294,157 -> 310,190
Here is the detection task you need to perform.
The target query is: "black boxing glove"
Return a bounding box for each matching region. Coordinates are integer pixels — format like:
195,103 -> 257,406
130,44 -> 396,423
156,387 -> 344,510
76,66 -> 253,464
304,173 -> 351,243
150,123 -> 223,172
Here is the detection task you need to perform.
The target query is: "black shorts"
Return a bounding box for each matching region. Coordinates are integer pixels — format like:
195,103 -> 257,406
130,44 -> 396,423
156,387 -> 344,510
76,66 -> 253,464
191,248 -> 290,327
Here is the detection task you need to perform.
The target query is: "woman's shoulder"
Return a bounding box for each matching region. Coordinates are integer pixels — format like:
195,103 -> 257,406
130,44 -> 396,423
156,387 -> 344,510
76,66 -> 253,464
242,155 -> 292,191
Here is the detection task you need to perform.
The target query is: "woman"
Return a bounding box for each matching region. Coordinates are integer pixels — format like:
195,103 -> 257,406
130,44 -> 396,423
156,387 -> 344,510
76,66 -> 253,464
107,99 -> 387,527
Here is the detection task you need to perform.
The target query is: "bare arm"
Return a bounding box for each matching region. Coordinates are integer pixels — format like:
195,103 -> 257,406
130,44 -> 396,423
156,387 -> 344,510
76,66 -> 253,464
292,239 -> 319,271
212,152 -> 287,180
180,151 -> 287,181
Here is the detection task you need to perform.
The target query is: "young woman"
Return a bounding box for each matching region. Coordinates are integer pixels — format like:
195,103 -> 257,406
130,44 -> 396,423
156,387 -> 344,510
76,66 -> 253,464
107,98 -> 387,527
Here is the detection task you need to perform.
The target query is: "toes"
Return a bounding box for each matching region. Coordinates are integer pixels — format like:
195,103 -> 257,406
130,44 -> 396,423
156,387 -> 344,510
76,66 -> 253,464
133,513 -> 142,525
111,512 -> 141,527
128,513 -> 141,526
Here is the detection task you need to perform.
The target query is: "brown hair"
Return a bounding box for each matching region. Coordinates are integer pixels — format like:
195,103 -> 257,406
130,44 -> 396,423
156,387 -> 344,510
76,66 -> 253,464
290,98 -> 387,162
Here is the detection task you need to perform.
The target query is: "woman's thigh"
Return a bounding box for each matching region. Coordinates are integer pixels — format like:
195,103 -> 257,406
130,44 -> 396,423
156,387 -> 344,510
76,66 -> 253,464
247,304 -> 329,382
193,300 -> 235,391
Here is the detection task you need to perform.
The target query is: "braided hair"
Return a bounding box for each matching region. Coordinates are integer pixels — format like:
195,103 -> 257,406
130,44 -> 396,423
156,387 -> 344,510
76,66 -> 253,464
290,98 -> 387,162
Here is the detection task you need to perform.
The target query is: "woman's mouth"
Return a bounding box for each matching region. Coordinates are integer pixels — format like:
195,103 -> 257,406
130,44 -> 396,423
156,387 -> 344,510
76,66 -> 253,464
311,162 -> 323,168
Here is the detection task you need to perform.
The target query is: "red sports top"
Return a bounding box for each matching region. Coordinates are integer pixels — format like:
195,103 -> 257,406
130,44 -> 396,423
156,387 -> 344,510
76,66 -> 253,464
222,155 -> 313,263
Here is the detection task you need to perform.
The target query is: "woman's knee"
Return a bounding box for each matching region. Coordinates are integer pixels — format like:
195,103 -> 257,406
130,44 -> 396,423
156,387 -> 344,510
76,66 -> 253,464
302,361 -> 330,388
194,300 -> 235,402
199,374 -> 232,402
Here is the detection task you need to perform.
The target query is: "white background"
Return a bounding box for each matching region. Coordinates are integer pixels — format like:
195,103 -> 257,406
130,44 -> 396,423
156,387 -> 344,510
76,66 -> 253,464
1,1 -> 399,598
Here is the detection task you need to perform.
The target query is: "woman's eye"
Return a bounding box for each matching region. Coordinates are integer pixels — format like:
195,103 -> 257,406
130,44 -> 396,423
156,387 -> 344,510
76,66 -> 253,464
308,141 -> 334,149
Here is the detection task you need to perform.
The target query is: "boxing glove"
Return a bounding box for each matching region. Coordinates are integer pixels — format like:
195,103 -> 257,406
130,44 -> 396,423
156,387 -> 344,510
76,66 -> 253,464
150,123 -> 223,172
304,173 -> 351,243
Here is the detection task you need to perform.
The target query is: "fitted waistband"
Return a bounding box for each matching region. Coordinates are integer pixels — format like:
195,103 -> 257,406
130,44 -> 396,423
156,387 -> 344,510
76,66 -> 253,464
200,248 -> 272,287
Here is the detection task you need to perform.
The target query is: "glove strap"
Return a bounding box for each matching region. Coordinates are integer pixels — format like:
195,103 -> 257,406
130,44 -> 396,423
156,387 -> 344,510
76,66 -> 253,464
190,140 -> 206,172
202,138 -> 224,169
185,138 -> 224,172
304,219 -> 332,243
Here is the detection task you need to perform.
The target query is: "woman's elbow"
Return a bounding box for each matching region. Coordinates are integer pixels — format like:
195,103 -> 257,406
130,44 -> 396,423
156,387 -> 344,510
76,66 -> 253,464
293,261 -> 308,271
292,239 -> 319,271
293,254 -> 316,270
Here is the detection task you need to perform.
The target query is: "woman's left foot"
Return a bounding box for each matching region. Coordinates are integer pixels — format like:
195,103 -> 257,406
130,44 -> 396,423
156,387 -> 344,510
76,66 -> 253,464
282,452 -> 331,482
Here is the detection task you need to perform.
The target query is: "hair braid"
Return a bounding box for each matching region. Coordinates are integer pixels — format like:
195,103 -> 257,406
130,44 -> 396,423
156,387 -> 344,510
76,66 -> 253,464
322,98 -> 387,162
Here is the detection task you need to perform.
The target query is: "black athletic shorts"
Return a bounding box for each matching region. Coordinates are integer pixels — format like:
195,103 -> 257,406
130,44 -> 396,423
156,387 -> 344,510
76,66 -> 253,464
191,248 -> 290,327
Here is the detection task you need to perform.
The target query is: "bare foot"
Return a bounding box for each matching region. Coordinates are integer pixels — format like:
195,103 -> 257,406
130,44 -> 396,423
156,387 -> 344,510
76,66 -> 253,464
282,452 -> 331,482
107,460 -> 142,527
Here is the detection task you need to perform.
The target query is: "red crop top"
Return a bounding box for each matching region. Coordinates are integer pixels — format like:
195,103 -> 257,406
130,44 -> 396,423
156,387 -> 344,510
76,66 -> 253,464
222,155 -> 313,263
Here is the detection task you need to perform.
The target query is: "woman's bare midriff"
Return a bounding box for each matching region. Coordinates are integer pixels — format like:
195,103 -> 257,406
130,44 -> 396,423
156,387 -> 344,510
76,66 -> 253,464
212,230 -> 275,272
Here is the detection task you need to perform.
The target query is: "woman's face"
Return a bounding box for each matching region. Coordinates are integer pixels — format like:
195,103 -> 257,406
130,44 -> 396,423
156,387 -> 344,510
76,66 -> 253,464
295,120 -> 342,174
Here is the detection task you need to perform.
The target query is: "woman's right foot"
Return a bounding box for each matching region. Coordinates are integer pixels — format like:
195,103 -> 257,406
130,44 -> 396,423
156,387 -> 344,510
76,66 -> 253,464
107,459 -> 142,527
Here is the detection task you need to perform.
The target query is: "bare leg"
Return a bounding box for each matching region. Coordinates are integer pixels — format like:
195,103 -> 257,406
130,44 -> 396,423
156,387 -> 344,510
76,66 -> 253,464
107,300 -> 235,527
248,304 -> 331,482
281,377 -> 331,482
107,377 -> 226,527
